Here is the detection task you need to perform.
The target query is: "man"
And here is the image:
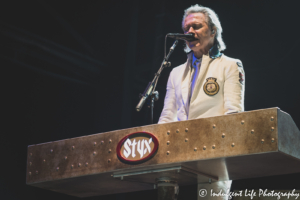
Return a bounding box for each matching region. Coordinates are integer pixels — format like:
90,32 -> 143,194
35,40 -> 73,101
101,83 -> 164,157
158,4 -> 245,200
158,4 -> 244,123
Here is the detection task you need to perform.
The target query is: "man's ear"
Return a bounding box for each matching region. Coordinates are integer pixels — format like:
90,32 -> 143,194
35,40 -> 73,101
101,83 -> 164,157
211,28 -> 216,35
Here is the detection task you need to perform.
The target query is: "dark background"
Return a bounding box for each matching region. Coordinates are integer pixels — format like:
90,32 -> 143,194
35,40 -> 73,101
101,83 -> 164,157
1,0 -> 300,199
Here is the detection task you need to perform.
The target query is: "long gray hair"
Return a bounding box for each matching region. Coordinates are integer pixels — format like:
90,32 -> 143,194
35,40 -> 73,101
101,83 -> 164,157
182,4 -> 226,52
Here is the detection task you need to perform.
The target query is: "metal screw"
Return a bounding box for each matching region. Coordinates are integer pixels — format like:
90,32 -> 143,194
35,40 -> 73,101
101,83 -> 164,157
29,162 -> 32,166
167,151 -> 170,155
101,141 -> 104,144
185,138 -> 188,142
35,171 -> 38,175
94,142 -> 97,146
109,139 -> 112,143
29,172 -> 32,176
271,127 -> 275,132
261,139 -> 264,144
50,149 -> 53,153
64,156 -> 67,160
203,146 -> 206,150
271,117 -> 274,121
108,159 -> 111,163
231,143 -> 235,147
72,146 -> 75,150
176,129 -> 179,133
213,124 -> 216,129
85,162 -> 88,167
241,120 -> 245,125
71,165 -> 74,169
43,159 -> 46,163
167,130 -> 170,135
251,129 -> 254,134
93,151 -> 96,155
185,128 -> 188,132
56,167 -> 59,171
78,163 -> 81,167
222,133 -> 225,138
167,141 -> 170,145
108,149 -> 111,153
212,145 -> 216,149
194,148 -> 197,151
271,138 -> 275,143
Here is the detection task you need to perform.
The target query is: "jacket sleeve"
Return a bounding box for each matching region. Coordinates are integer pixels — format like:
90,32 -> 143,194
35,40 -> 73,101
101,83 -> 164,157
223,60 -> 245,114
158,69 -> 177,124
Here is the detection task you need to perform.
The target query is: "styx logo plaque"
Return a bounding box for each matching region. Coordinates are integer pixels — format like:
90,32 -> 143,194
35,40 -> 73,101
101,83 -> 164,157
116,132 -> 159,164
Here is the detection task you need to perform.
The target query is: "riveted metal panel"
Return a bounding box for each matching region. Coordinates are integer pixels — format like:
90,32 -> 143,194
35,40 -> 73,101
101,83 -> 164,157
26,108 -> 300,197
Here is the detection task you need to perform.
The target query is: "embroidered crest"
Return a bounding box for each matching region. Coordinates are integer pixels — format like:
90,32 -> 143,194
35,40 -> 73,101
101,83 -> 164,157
203,77 -> 219,96
239,72 -> 244,85
237,62 -> 243,68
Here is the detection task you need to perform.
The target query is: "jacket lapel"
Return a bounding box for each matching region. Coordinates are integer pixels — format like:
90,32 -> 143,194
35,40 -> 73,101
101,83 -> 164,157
180,52 -> 193,115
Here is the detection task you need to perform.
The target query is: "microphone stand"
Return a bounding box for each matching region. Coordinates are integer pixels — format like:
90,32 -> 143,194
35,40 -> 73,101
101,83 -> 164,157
136,40 -> 178,124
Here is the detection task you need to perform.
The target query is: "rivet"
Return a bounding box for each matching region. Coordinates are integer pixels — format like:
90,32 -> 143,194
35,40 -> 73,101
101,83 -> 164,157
251,129 -> 254,134
50,149 -> 53,153
29,172 -> 32,176
241,120 -> 245,125
108,159 -> 111,163
212,145 -> 216,149
71,165 -> 74,169
29,162 -> 32,166
185,128 -> 188,132
78,163 -> 81,167
109,139 -> 112,143
29,153 -> 32,157
56,167 -> 59,171
271,138 -> 275,143
43,159 -> 46,163
176,129 -> 179,133
94,142 -> 97,146
35,171 -> 38,175
167,151 -> 170,155
72,146 -> 75,150
64,156 -> 67,160
85,162 -> 88,167
231,143 -> 235,147
101,141 -> 104,144
167,130 -> 170,135
271,127 -> 275,132
167,141 -> 170,145
261,139 -> 264,144
213,124 -> 216,129
185,138 -> 188,142
108,149 -> 111,153
93,151 -> 96,155
203,146 -> 206,150
271,117 -> 274,121
194,148 -> 197,151
222,133 -> 225,138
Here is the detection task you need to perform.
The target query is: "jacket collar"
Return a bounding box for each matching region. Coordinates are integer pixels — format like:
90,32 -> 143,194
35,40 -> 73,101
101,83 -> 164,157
186,44 -> 222,59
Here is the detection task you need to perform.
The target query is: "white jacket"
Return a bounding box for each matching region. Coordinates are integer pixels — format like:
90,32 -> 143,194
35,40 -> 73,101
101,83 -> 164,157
158,48 -> 245,124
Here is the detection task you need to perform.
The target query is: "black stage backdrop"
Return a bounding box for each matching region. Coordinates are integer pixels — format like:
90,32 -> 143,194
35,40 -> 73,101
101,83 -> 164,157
1,0 -> 300,199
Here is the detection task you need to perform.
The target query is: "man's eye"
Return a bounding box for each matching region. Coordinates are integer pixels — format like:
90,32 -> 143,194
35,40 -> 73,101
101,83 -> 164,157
194,25 -> 202,30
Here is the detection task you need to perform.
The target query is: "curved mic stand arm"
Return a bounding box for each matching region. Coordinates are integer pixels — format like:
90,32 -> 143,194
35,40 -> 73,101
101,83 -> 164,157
135,39 -> 178,123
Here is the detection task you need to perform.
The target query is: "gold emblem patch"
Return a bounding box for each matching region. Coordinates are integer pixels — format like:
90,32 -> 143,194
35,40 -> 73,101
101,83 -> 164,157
203,77 -> 219,96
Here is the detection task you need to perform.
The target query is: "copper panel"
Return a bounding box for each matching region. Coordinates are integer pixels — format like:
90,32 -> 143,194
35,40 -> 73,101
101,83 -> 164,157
26,108 -> 300,197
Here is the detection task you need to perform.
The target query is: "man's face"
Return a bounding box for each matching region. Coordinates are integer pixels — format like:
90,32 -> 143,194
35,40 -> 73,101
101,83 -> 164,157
183,13 -> 215,54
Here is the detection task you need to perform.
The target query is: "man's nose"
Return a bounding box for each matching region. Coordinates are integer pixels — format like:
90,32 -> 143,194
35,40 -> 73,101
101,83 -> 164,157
187,27 -> 195,34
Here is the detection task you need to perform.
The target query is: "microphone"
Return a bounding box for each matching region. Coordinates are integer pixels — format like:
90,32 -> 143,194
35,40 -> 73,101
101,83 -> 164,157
167,33 -> 197,42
